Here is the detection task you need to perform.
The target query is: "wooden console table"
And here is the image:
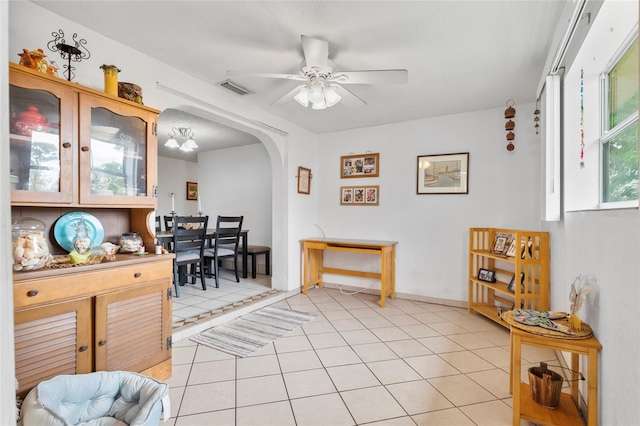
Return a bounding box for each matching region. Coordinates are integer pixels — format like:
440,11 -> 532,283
510,326 -> 602,426
300,238 -> 397,307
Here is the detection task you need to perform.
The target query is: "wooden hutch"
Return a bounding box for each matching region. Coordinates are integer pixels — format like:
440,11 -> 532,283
9,63 -> 173,397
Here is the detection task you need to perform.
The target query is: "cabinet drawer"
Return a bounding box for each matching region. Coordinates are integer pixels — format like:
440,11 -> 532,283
14,260 -> 173,308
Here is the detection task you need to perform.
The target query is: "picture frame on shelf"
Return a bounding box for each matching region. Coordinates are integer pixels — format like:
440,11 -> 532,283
416,152 -> 469,194
507,272 -> 525,293
341,153 -> 379,178
297,166 -> 311,194
478,268 -> 496,283
340,185 -> 379,206
186,182 -> 198,200
490,232 -> 514,256
506,238 -> 534,258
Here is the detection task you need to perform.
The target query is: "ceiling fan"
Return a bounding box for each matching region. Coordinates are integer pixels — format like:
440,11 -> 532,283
227,35 -> 408,110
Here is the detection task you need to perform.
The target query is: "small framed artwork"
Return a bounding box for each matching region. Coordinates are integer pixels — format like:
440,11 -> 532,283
341,187 -> 353,204
416,152 -> 469,194
186,182 -> 198,200
490,232 -> 514,256
340,185 -> 379,206
297,167 -> 311,194
507,273 -> 525,293
341,153 -> 379,178
478,268 -> 496,283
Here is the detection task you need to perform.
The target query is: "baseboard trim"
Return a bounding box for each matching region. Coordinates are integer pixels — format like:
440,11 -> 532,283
318,281 -> 468,309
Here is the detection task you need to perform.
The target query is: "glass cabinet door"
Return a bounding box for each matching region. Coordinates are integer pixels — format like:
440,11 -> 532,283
9,77 -> 74,204
79,94 -> 157,206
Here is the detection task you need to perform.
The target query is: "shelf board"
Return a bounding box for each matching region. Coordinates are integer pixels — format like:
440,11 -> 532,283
470,277 -> 512,295
518,383 -> 583,426
470,249 -> 515,263
469,304 -> 509,328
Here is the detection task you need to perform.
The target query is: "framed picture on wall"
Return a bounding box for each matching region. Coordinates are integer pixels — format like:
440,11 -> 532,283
341,153 -> 379,178
186,182 -> 198,200
340,186 -> 379,206
416,152 -> 469,194
297,167 -> 311,194
341,187 -> 353,204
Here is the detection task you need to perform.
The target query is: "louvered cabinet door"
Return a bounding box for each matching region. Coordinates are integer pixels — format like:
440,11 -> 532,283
14,298 -> 92,397
94,281 -> 171,373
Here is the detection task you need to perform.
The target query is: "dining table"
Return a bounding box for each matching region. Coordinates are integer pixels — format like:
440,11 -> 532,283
156,229 -> 249,279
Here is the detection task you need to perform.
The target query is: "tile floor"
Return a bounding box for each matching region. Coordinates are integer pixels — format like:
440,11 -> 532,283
166,286 -> 555,425
172,272 -> 274,325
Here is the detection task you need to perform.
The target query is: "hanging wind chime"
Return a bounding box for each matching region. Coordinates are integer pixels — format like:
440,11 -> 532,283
580,68 -> 585,168
504,99 -> 516,151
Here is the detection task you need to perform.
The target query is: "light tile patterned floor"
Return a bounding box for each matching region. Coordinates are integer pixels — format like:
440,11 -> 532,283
167,286 -> 553,425
172,273 -> 274,326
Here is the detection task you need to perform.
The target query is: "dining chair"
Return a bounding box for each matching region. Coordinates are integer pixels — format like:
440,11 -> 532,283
164,215 -> 175,231
171,215 -> 208,297
155,215 -> 162,232
203,215 -> 243,288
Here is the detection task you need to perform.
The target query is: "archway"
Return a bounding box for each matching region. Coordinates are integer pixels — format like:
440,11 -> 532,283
157,105 -> 288,293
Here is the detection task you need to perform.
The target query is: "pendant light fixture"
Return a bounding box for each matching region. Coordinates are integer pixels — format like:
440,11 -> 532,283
165,127 -> 197,152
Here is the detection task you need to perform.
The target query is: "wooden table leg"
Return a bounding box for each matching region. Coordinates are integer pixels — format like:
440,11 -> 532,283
587,347 -> 598,426
511,332 -> 522,426
302,244 -> 309,294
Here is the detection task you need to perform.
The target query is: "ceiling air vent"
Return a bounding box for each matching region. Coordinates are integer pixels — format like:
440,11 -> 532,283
218,80 -> 252,95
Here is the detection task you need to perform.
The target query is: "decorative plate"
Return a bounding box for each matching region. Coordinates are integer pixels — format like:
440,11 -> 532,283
54,212 -> 105,252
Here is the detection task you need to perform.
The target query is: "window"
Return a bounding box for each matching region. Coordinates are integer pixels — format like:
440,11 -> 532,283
601,37 -> 638,204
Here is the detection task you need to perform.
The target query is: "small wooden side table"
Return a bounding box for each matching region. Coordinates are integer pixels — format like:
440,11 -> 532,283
510,326 -> 602,426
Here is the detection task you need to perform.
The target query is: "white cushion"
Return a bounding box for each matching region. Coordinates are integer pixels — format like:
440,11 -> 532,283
204,247 -> 234,258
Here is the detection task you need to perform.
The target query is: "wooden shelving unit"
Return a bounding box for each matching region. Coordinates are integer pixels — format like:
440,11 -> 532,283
468,228 -> 549,328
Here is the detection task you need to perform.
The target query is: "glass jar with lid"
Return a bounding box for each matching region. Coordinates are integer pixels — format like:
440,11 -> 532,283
119,232 -> 143,253
12,217 -> 50,271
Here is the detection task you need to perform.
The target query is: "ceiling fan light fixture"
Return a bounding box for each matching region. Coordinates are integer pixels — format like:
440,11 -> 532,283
294,86 -> 310,107
311,99 -> 327,110
324,85 -> 341,107
309,83 -> 325,104
165,137 -> 180,149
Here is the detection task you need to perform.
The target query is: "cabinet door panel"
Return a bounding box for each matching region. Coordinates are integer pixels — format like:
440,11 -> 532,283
14,298 -> 92,397
9,72 -> 75,204
78,93 -> 157,207
94,281 -> 171,373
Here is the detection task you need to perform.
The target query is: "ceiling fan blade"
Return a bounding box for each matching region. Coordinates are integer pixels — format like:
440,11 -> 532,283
227,70 -> 306,81
332,69 -> 408,85
335,85 -> 367,108
301,35 -> 328,70
271,85 -> 305,106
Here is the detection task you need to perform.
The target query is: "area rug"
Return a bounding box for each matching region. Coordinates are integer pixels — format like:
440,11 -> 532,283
190,305 -> 316,357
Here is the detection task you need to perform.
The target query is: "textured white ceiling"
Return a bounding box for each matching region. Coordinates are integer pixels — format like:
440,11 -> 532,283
32,0 -> 567,155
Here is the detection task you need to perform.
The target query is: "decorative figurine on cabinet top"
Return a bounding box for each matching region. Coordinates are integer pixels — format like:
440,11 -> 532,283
18,48 -> 58,77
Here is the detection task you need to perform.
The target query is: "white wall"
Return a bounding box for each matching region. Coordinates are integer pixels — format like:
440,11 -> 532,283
317,103 -> 542,302
198,143 -> 272,247
157,156 -> 199,219
544,1 -> 640,424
